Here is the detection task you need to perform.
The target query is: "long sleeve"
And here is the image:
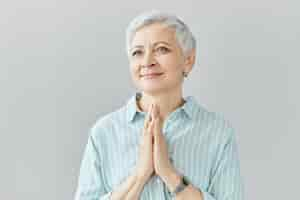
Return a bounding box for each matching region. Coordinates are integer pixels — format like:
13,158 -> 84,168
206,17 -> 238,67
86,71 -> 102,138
74,129 -> 112,200
197,127 -> 244,200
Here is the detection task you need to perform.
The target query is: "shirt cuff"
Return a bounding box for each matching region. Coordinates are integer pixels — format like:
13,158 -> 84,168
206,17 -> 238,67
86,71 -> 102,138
99,191 -> 112,200
198,186 -> 216,200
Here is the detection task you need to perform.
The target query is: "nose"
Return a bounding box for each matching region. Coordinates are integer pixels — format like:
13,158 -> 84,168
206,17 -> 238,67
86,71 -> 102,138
141,51 -> 156,68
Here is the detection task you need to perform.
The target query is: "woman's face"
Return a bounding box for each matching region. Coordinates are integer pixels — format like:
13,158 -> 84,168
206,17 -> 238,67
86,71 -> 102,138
128,23 -> 193,95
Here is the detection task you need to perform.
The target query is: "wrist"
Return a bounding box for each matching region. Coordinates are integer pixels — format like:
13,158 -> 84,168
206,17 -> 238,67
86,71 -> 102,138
161,169 -> 182,192
135,173 -> 149,187
134,167 -> 151,185
133,175 -> 148,197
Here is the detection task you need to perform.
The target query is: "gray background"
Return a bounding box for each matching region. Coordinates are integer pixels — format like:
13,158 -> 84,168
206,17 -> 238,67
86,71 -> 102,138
1,0 -> 299,199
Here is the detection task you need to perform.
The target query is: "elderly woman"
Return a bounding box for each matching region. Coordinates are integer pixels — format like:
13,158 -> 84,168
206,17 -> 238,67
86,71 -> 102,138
75,10 -> 244,200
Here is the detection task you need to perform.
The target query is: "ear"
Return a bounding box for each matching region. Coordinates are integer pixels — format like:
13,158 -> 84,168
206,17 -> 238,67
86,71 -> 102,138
183,49 -> 196,73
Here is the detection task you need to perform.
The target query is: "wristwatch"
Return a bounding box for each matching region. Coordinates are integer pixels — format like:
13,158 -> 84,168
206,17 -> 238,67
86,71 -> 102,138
169,176 -> 189,197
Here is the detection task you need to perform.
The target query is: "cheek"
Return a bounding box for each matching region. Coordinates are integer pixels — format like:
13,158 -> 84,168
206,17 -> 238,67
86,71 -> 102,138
163,60 -> 183,75
163,62 -> 184,82
129,65 -> 140,79
160,53 -> 183,68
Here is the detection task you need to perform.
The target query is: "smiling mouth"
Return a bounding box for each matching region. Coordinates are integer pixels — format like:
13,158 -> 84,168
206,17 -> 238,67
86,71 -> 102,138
140,73 -> 164,79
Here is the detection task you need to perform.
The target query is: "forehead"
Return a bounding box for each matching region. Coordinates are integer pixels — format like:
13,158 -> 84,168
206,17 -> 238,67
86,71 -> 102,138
131,23 -> 178,48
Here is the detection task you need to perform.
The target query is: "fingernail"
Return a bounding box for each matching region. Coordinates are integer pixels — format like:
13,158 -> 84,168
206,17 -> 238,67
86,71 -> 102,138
152,104 -> 157,118
148,104 -> 152,115
154,105 -> 159,118
150,103 -> 153,112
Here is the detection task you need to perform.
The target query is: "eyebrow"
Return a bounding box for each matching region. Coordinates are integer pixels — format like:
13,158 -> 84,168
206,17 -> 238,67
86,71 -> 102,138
130,41 -> 172,51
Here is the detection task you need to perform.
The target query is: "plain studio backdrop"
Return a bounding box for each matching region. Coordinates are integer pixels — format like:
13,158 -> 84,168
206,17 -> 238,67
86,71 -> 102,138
1,0 -> 299,199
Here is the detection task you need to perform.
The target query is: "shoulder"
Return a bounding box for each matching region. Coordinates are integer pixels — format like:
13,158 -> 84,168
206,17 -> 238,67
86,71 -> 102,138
89,104 -> 128,140
192,101 -> 236,140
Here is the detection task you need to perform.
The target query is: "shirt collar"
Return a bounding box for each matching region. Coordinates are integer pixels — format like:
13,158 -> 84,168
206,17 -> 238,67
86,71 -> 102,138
126,92 -> 197,123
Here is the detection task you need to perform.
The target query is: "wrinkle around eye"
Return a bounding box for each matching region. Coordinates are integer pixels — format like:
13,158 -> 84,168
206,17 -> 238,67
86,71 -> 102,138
156,46 -> 170,54
132,50 -> 143,57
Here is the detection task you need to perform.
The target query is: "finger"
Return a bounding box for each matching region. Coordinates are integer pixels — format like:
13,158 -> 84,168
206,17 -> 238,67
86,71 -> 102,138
145,119 -> 154,144
152,104 -> 158,120
144,103 -> 153,130
144,107 -> 151,129
149,103 -> 154,122
153,119 -> 160,151
145,112 -> 153,134
153,120 -> 158,148
155,105 -> 163,128
149,116 -> 155,134
154,118 -> 160,137
152,108 -> 159,143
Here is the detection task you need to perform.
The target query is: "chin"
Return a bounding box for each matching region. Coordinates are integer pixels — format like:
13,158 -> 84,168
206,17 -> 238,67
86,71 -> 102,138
139,84 -> 169,95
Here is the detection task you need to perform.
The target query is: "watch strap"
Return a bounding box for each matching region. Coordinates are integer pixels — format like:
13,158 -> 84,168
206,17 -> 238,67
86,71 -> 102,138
169,176 -> 189,197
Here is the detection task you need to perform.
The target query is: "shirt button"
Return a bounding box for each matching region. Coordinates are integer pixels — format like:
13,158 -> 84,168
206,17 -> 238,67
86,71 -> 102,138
156,178 -> 161,184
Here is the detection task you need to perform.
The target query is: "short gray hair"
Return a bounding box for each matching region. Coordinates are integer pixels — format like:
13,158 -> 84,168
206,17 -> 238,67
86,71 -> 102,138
126,10 -> 196,58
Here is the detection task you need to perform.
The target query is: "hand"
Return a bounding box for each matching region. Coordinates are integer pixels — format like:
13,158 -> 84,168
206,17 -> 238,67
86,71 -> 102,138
135,103 -> 155,184
152,104 -> 176,180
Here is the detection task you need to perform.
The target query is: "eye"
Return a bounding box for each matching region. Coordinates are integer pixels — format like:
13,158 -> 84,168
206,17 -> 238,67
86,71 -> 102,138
132,50 -> 143,57
156,46 -> 170,54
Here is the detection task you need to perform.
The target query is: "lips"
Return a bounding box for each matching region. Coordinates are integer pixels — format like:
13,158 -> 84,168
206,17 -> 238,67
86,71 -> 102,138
141,72 -> 164,78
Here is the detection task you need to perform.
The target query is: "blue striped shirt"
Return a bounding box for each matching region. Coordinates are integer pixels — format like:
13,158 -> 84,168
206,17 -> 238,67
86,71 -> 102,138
75,93 -> 244,200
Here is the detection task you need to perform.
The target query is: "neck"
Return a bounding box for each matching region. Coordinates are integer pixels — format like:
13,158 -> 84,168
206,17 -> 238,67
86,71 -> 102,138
137,89 -> 185,122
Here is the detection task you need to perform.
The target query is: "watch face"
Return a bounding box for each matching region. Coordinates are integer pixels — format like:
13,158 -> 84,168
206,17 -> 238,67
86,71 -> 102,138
169,176 -> 189,197
182,176 -> 189,185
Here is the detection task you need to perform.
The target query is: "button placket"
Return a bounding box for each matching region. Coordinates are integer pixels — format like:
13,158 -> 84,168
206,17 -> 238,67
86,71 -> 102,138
156,178 -> 161,184
153,175 -> 162,185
